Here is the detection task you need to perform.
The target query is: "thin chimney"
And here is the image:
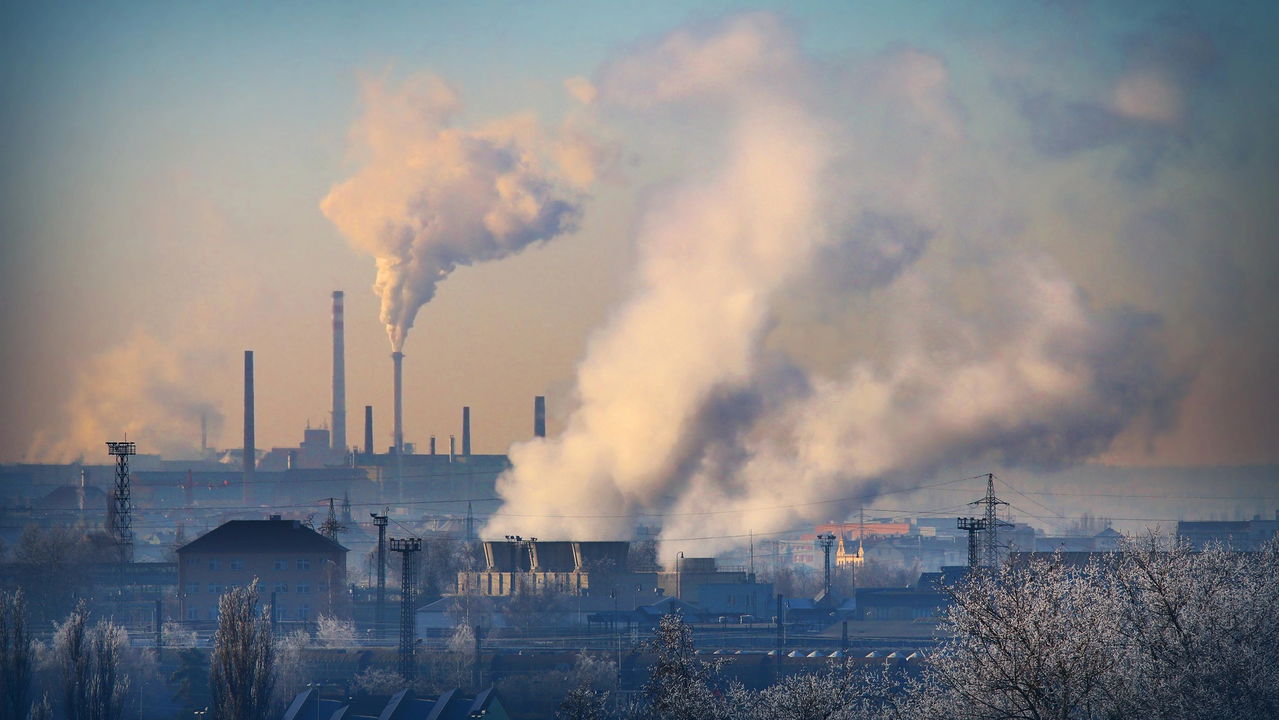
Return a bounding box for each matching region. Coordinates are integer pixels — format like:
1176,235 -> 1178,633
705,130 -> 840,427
331,291 -> 347,453
243,350 -> 255,502
364,405 -> 374,457
462,406 -> 471,456
391,351 -> 404,454
534,395 -> 546,438
430,435 -> 437,456
449,434 -> 456,463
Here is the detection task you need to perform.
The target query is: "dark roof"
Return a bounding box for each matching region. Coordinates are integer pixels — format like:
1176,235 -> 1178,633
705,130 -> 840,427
177,518 -> 347,555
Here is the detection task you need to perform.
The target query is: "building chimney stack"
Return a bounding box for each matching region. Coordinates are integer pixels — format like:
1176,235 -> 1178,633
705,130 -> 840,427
364,405 -> 374,457
462,406 -> 471,456
391,351 -> 404,454
429,435 -> 436,456
449,434 -> 456,463
534,395 -> 546,438
243,350 -> 255,500
331,291 -> 347,453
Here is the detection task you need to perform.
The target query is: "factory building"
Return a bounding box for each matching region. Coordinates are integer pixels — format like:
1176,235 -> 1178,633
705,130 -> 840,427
177,515 -> 349,628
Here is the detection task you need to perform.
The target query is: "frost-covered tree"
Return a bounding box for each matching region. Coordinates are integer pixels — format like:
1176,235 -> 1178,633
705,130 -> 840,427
209,581 -> 274,720
557,682 -> 609,720
920,537 -> 1279,720
0,589 -> 32,720
1109,537 -> 1279,719
52,603 -> 129,720
640,612 -> 732,720
313,615 -> 355,648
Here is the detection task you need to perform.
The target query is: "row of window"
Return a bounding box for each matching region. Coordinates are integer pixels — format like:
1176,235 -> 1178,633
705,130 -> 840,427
187,557 -> 316,571
184,582 -> 327,595
186,605 -> 311,621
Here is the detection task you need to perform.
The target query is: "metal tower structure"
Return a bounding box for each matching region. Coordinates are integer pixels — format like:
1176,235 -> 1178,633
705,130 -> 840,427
371,512 -> 388,638
957,473 -> 1011,569
816,533 -> 836,599
106,441 -> 136,563
389,537 -> 422,680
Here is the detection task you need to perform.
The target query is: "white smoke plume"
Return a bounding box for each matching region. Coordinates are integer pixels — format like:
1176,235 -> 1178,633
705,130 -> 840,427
28,328 -> 226,462
484,13 -> 1178,557
321,73 -> 583,351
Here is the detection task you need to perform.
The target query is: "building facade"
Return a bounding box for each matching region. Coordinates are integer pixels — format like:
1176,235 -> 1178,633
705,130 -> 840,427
177,515 -> 349,628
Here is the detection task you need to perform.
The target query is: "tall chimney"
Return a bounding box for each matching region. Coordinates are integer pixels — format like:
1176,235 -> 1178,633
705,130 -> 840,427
391,352 -> 404,454
364,405 -> 374,457
429,435 -> 436,456
331,291 -> 347,453
200,412 -> 207,453
244,350 -> 255,500
534,395 -> 546,438
462,406 -> 471,456
449,434 -> 456,463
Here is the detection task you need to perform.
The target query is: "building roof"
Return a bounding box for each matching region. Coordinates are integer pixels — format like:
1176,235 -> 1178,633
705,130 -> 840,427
177,518 -> 347,555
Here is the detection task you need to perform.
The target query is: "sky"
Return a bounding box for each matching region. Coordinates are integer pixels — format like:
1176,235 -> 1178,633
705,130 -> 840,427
1,1 -> 1277,542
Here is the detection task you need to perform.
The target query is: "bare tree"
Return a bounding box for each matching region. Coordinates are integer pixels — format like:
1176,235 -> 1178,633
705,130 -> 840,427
313,614 -> 355,648
0,590 -> 32,720
209,580 -> 274,720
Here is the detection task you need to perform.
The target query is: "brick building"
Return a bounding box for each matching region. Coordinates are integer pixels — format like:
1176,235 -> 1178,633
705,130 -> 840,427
177,515 -> 349,627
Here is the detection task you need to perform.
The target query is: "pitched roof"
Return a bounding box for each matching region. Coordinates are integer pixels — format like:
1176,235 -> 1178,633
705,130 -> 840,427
177,518 -> 347,555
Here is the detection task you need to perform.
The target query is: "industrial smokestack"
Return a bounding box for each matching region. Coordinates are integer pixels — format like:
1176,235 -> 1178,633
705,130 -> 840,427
364,405 -> 374,457
462,406 -> 471,456
200,412 -> 207,453
391,351 -> 404,454
430,435 -> 436,455
244,350 -> 255,500
534,395 -> 546,438
331,291 -> 347,453
449,434 -> 456,463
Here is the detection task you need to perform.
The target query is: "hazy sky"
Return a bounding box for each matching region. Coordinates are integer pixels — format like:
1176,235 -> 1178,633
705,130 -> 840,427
2,0 -> 1276,480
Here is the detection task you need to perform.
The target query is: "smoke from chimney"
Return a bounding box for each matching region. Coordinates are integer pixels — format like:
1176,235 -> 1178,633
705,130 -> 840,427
534,396 -> 546,438
320,74 -> 583,352
331,291 -> 347,453
462,406 -> 471,456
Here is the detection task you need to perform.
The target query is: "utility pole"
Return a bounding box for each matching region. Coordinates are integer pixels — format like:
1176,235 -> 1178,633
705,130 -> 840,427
371,512 -> 388,639
106,441 -> 136,564
816,533 -> 836,599
390,537 -> 422,681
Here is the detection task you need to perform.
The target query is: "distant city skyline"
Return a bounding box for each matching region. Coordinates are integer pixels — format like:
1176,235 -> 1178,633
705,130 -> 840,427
2,0 -> 1276,485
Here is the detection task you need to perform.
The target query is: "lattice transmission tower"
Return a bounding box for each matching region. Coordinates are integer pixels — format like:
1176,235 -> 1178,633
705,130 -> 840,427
106,441 -> 136,563
390,537 -> 422,681
957,473 -> 1011,569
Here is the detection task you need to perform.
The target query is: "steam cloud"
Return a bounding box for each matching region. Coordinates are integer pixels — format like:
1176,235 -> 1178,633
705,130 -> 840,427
322,74 -> 583,351
484,13 -> 1178,557
29,328 -> 225,462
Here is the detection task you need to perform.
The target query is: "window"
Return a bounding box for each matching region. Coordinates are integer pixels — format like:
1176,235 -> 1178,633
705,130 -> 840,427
187,557 -> 200,566
186,607 -> 198,621
229,559 -> 244,570
208,583 -> 222,594
297,558 -> 311,570
208,558 -> 221,571
316,584 -> 328,594
185,582 -> 199,594
277,607 -> 288,620
274,559 -> 288,571
298,603 -> 309,621
296,584 -> 310,595
209,607 -> 218,621
273,583 -> 288,594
